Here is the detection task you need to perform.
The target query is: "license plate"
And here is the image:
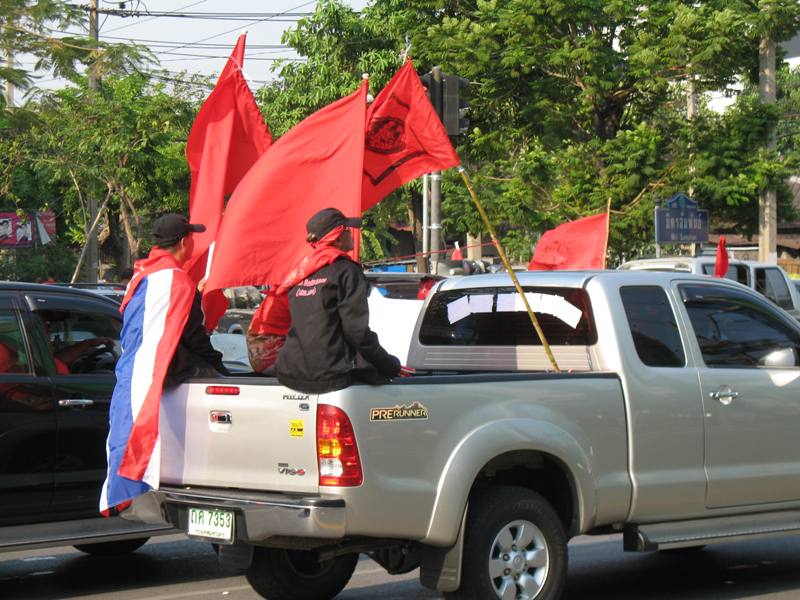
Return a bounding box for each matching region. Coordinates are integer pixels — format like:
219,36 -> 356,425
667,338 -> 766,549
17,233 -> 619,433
187,507 -> 234,541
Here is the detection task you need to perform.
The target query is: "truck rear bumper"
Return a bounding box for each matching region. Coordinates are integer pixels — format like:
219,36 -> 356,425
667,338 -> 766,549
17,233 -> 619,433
148,486 -> 346,543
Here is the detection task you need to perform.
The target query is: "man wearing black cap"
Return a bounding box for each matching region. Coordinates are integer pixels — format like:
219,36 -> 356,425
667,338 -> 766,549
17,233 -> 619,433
101,213 -> 227,515
274,207 -> 402,394
149,214 -> 228,385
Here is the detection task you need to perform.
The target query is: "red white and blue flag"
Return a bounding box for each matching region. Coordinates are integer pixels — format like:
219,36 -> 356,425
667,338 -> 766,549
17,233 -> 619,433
100,249 -> 194,515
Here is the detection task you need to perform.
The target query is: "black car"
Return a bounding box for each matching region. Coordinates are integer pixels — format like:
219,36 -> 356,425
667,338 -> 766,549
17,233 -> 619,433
54,282 -> 127,304
0,282 -> 172,555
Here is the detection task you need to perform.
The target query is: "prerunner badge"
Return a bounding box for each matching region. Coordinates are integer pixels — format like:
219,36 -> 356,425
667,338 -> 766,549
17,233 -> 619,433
370,401 -> 429,422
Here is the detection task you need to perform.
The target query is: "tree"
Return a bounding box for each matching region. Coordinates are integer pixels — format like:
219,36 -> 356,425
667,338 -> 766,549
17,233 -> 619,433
0,0 -> 148,113
0,73 -> 200,279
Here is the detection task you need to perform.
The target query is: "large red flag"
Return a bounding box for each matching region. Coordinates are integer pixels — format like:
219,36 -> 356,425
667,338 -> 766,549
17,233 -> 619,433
184,33 -> 272,286
203,82 -> 368,329
714,236 -> 729,278
528,213 -> 609,271
362,60 -> 460,210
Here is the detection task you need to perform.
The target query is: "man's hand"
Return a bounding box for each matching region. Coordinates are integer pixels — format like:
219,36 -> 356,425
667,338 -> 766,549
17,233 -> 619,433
197,277 -> 207,293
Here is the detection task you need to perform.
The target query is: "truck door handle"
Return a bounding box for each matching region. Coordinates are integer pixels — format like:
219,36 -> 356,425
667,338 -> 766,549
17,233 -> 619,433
709,388 -> 738,405
58,399 -> 95,409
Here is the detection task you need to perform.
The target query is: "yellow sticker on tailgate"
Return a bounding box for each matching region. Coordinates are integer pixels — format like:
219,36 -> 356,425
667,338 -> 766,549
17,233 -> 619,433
289,419 -> 304,437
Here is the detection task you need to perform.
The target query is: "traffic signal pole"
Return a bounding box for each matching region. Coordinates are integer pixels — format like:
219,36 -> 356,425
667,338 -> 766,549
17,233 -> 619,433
429,66 -> 443,276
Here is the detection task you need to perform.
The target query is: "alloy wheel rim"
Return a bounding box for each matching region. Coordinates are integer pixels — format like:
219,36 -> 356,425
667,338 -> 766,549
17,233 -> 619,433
488,519 -> 549,600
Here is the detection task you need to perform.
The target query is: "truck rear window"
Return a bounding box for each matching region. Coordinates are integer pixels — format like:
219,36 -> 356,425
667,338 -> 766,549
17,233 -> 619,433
418,287 -> 596,346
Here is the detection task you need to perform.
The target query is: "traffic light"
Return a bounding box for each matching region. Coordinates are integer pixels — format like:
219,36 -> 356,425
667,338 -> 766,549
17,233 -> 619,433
443,75 -> 469,136
419,70 -> 443,121
420,68 -> 469,136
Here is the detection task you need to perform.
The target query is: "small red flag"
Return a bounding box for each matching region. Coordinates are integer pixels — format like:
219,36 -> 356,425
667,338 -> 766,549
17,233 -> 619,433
714,236 -> 729,278
362,60 -> 460,210
203,82 -> 368,330
528,213 -> 609,271
184,33 -> 272,287
450,241 -> 463,260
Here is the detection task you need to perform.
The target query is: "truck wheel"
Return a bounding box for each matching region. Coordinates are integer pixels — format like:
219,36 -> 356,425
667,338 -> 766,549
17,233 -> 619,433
446,486 -> 567,600
73,537 -> 149,556
245,547 -> 358,600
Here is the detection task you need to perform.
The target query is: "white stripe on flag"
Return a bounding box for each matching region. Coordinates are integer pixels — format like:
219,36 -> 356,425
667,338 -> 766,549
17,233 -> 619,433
130,268 -> 174,489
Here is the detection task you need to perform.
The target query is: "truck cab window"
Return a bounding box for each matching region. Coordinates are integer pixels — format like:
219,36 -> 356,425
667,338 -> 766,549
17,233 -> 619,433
620,286 -> 685,367
419,286 -> 595,346
0,311 -> 30,374
755,268 -> 793,310
680,284 -> 800,368
701,263 -> 749,286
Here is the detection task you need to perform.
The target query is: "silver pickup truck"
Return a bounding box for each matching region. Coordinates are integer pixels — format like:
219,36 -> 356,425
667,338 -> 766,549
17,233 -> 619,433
132,271 -> 800,600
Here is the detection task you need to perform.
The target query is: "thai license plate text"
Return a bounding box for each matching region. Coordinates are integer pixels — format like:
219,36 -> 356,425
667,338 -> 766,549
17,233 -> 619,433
187,507 -> 233,541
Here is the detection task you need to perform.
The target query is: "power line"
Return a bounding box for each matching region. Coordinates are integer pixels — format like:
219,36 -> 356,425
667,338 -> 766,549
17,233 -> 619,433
155,0 -> 318,57
102,0 -> 209,34
93,8 -> 315,21
158,54 -> 304,63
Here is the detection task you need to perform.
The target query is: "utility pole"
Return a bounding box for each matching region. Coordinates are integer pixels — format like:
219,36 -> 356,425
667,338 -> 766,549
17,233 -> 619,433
4,49 -> 12,108
758,35 -> 778,264
85,0 -> 99,282
429,66 -> 443,276
4,16 -> 13,108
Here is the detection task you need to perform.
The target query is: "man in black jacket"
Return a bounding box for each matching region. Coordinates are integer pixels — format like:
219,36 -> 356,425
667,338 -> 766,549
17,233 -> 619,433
276,208 -> 401,393
150,214 -> 229,387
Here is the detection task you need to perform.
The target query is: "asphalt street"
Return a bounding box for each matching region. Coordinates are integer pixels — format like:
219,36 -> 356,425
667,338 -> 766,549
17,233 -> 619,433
3,533 -> 800,599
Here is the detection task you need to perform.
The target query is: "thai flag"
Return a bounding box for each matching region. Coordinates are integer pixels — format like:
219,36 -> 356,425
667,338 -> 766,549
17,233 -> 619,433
100,267 -> 194,515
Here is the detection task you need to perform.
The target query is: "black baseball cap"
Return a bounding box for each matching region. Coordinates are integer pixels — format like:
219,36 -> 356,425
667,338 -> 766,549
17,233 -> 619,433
152,213 -> 206,247
306,208 -> 361,241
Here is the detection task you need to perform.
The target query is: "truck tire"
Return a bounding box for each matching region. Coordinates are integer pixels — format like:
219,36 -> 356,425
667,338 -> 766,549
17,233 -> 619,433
445,486 -> 567,600
245,547 -> 358,600
73,537 -> 149,556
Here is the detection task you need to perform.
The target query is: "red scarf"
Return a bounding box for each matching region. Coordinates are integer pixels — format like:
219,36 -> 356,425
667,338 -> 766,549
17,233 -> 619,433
120,248 -> 182,312
249,226 -> 352,336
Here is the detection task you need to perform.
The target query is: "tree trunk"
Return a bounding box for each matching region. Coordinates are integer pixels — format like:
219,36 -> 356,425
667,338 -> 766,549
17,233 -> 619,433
118,196 -> 139,259
71,191 -> 111,283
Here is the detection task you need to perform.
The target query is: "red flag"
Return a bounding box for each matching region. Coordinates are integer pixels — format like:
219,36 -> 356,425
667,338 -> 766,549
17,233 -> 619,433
203,82 -> 368,329
714,236 -> 729,278
362,60 -> 460,210
184,33 -> 272,287
528,213 -> 609,271
450,241 -> 463,260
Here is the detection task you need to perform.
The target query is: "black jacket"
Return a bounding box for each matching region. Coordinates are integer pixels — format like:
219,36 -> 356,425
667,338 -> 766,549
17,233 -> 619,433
164,291 -> 228,387
276,258 -> 400,394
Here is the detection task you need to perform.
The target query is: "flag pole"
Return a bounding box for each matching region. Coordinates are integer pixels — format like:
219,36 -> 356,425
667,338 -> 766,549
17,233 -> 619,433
458,167 -> 561,372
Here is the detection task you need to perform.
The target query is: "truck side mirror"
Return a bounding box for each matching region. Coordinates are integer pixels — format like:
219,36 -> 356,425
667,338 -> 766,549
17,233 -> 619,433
759,347 -> 798,368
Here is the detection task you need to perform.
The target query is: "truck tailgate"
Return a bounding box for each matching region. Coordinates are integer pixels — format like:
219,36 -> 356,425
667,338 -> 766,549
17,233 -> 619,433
158,381 -> 319,494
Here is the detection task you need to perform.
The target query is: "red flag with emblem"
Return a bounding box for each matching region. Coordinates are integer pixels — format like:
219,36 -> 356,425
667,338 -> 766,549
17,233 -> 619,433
528,213 -> 609,271
362,60 -> 460,210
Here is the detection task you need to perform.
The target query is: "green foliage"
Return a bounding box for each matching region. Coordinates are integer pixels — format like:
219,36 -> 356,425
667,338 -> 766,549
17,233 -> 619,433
0,243 -> 77,282
0,73 -> 198,279
4,0 -> 800,280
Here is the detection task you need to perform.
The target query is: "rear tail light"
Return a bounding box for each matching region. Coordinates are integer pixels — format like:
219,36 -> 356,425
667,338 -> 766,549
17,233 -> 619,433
317,404 -> 363,486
